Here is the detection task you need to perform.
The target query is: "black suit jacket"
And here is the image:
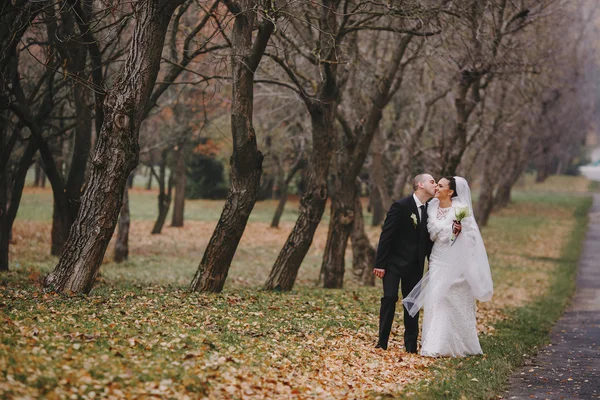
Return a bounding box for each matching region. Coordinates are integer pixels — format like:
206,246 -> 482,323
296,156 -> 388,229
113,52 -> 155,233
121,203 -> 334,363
374,195 -> 432,276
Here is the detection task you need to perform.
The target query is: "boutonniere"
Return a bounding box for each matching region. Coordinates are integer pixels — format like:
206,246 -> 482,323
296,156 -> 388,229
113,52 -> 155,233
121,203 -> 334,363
410,213 -> 418,228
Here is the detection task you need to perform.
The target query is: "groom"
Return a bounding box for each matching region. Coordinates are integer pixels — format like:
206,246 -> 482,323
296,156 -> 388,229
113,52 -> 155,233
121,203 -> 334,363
374,174 -> 437,352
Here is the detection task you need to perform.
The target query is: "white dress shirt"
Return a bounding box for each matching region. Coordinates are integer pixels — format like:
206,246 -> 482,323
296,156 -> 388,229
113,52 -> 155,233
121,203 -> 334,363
413,193 -> 424,222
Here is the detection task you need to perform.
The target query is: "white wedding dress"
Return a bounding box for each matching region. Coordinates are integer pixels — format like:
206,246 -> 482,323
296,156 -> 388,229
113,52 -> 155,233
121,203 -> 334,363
420,204 -> 482,357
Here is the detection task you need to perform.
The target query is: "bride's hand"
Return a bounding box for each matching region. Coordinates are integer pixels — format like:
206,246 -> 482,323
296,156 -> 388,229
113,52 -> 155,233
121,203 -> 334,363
452,221 -> 462,236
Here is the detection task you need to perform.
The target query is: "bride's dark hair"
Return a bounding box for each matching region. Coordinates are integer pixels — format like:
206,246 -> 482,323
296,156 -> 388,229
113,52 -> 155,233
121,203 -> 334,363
444,176 -> 458,198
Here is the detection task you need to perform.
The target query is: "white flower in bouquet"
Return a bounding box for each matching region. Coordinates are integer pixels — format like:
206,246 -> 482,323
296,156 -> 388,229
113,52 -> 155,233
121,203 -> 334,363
450,206 -> 471,244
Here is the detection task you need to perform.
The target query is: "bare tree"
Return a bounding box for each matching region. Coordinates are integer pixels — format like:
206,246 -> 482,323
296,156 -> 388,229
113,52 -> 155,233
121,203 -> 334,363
44,0 -> 186,293
190,0 -> 275,292
151,149 -> 174,234
263,0 -> 341,291
171,138 -> 187,227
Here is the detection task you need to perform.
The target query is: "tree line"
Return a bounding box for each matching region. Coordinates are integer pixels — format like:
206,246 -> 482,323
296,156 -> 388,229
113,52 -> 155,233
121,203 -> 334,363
1,0 -> 597,294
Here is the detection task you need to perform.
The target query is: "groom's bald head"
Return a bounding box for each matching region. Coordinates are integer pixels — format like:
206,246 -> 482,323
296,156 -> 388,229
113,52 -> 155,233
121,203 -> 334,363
413,174 -> 434,191
413,174 -> 437,202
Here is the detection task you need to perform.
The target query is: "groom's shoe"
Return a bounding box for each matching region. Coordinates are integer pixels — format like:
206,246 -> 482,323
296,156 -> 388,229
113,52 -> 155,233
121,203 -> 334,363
375,343 -> 387,350
405,342 -> 418,354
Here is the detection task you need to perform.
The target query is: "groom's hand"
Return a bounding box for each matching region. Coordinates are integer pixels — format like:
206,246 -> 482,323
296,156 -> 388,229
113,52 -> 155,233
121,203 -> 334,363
373,268 -> 385,279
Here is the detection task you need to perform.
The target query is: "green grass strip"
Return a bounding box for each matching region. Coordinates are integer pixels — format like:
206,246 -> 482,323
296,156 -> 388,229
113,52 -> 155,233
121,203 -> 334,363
398,195 -> 592,399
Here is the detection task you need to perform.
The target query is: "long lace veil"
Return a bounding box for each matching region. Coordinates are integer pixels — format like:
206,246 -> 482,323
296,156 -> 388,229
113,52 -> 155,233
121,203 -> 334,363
402,176 -> 494,317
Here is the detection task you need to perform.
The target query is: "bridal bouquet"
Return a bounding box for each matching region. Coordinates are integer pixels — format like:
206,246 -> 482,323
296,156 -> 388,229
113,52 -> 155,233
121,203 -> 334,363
450,206 -> 471,245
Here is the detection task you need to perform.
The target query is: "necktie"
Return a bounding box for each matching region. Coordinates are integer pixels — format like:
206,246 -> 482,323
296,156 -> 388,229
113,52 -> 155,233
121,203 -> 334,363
419,205 -> 425,223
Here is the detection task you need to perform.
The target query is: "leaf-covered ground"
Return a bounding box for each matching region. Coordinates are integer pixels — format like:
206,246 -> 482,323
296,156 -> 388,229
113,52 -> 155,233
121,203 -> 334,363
1,175 -> 592,398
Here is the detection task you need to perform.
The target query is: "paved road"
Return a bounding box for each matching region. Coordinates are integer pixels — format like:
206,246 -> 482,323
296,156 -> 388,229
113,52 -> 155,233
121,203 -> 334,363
504,194 -> 600,399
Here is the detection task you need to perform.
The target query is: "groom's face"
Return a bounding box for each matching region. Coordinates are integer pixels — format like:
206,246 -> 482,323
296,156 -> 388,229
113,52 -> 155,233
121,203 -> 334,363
421,175 -> 437,198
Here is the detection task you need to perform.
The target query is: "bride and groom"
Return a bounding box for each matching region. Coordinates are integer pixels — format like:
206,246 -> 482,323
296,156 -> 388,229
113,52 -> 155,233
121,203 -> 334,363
373,174 -> 493,357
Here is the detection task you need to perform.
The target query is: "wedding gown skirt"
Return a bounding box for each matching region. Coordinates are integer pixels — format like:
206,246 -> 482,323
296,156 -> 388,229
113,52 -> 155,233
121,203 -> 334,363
420,233 -> 482,357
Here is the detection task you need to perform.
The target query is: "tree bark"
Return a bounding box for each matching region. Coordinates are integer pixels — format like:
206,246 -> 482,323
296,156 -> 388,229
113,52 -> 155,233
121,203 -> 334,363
44,0 -> 185,294
146,166 -> 153,190
0,131 -> 8,272
151,152 -> 174,234
351,183 -> 375,286
65,71 -> 92,219
441,72 -> 479,176
370,129 -> 391,226
171,140 -> 186,227
495,164 -> 522,209
190,0 -> 274,293
320,158 -> 356,288
127,171 -> 135,188
114,187 -> 130,263
369,186 -> 385,227
271,155 -> 305,228
475,165 -> 496,227
1,139 -> 37,271
535,150 -> 551,183
494,180 -> 512,209
34,156 -> 45,187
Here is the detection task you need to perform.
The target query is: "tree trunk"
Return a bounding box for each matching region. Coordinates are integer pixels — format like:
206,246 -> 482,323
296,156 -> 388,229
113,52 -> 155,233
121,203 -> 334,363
495,161 -> 522,210
441,72 -> 480,176
495,165 -> 523,210
51,64 -> 94,255
391,131 -> 420,200
51,205 -> 72,256
271,155 -> 305,228
0,132 -> 8,272
44,0 -> 184,294
51,88 -> 92,256
11,65 -> 71,258
475,168 -> 495,227
190,0 -> 274,293
535,150 -> 550,183
1,139 -> 37,271
114,187 -> 130,263
321,160 -> 355,288
146,166 -> 153,190
271,185 -> 288,228
370,186 -> 385,227
171,141 -> 186,227
370,129 -> 391,227
34,156 -> 45,187
351,183 -> 375,286
264,1 -> 340,291
151,154 -> 174,234
127,170 -> 135,188
494,181 -> 512,209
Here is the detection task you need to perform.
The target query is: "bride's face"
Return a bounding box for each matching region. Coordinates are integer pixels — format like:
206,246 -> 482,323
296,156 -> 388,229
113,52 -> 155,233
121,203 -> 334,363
435,178 -> 454,200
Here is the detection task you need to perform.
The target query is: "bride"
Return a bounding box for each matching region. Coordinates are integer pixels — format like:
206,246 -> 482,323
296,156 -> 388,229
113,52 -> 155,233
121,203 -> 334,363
403,176 -> 493,357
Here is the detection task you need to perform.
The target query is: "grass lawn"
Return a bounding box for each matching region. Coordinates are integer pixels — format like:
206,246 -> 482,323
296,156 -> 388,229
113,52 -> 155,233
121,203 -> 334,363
1,175 -> 594,398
